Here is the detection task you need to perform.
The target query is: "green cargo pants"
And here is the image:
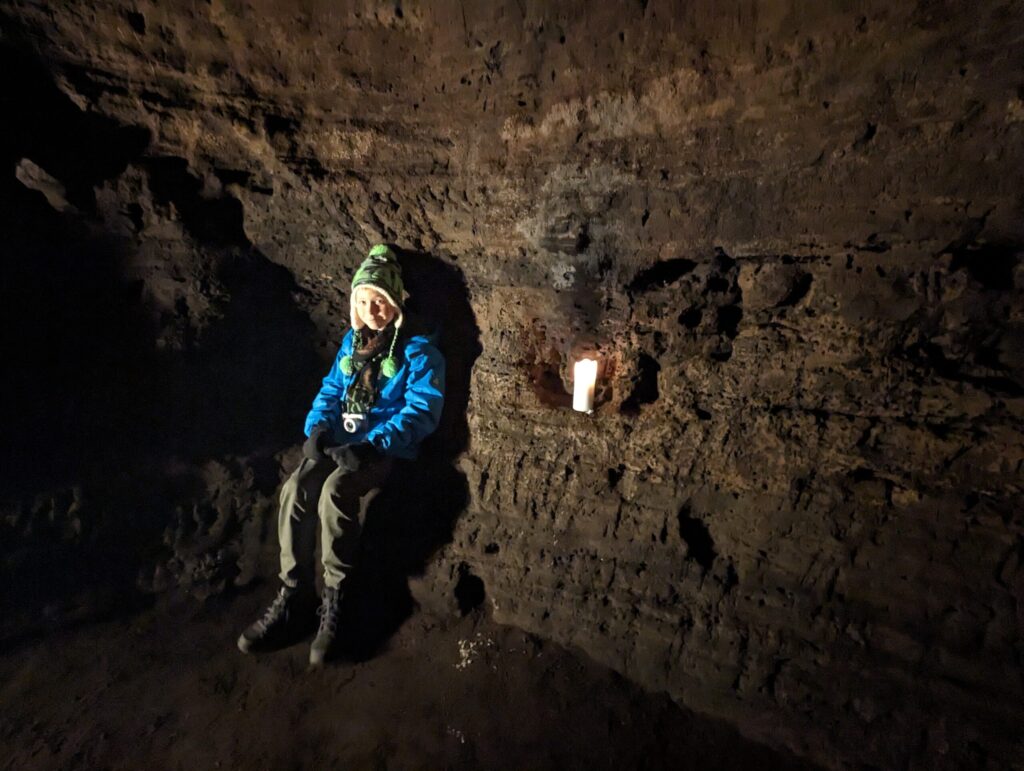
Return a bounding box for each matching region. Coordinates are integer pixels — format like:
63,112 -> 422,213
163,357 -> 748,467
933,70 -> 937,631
277,455 -> 393,591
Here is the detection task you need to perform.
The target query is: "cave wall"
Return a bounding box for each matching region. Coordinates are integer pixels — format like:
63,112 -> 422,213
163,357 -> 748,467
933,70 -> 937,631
2,1 -> 1023,767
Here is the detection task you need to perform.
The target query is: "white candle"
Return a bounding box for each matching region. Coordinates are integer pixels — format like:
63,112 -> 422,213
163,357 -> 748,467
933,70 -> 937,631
573,358 -> 598,413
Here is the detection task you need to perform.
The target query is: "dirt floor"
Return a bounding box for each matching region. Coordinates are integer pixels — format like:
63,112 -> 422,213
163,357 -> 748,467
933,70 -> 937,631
0,592 -> 820,771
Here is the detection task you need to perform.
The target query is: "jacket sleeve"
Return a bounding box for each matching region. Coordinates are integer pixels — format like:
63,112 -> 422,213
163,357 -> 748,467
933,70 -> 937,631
303,335 -> 351,436
364,340 -> 445,456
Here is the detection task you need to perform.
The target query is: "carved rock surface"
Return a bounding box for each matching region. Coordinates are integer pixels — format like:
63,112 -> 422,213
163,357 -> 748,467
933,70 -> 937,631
1,2 -> 1023,768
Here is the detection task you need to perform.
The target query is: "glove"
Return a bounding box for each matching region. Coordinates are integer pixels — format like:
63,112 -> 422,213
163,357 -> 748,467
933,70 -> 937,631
350,443 -> 380,464
302,424 -> 331,461
324,443 -> 379,473
324,444 -> 361,473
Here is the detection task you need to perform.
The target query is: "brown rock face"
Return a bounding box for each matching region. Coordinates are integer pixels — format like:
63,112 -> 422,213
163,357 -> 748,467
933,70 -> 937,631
1,2 -> 1022,767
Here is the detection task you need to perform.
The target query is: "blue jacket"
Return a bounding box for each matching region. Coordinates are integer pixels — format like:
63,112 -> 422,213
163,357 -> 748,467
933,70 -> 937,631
304,328 -> 445,459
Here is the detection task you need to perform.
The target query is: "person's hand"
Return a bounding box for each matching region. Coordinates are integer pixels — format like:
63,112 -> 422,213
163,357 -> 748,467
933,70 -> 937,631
302,424 -> 331,461
350,443 -> 379,464
324,444 -> 360,473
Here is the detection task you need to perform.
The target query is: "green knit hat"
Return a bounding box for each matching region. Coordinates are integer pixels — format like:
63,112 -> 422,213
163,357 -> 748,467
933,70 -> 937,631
342,244 -> 405,379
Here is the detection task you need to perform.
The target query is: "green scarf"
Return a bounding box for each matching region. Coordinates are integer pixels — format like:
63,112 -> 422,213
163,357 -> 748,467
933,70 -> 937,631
344,326 -> 393,415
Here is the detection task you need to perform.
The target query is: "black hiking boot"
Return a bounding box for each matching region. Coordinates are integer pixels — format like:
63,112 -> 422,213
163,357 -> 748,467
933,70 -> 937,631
237,585 -> 314,653
309,586 -> 342,667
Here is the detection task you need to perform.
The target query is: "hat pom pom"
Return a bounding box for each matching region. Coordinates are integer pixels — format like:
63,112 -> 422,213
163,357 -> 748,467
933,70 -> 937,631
380,357 -> 398,379
340,355 -> 355,376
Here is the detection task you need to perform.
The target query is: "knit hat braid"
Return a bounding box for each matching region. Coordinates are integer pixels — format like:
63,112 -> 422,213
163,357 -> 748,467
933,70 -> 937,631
341,244 -> 405,379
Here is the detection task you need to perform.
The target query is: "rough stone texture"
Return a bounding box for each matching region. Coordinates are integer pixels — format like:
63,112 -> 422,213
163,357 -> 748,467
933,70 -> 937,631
1,1 -> 1023,768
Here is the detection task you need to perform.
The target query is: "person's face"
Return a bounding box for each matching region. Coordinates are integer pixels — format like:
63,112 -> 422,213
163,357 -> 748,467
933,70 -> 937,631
354,286 -> 397,331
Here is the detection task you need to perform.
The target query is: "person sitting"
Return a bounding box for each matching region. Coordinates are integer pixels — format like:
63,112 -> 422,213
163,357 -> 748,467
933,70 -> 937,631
237,244 -> 445,666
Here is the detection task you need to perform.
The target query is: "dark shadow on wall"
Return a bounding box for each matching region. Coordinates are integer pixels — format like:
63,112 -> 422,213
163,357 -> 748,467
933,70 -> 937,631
0,41 -> 323,645
0,47 -> 164,640
337,249 -> 481,661
0,43 -> 152,501
0,172 -> 161,646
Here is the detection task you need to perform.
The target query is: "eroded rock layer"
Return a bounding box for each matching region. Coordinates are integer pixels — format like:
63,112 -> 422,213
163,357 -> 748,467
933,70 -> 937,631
1,1 -> 1022,767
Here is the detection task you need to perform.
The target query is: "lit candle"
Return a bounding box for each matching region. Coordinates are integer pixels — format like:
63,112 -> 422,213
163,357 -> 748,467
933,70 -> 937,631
573,358 -> 598,413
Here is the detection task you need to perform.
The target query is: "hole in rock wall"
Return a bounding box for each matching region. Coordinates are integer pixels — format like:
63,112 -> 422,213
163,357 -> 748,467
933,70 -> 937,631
776,272 -> 813,307
678,306 -> 703,329
454,563 -> 485,615
628,257 -> 697,292
521,325 -> 573,408
704,250 -> 743,362
125,10 -> 146,35
707,275 -> 730,293
607,465 -> 625,489
715,304 -> 743,338
948,239 -> 1021,291
620,353 -> 661,415
895,265 -> 1024,400
664,248 -> 745,363
678,504 -> 716,573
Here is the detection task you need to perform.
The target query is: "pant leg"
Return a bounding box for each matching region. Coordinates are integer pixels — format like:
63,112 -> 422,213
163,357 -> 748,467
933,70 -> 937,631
318,456 -> 393,590
277,457 -> 333,589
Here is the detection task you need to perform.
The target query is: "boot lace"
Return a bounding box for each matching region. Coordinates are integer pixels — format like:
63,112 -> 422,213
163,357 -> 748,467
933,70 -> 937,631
317,590 -> 340,635
253,588 -> 290,634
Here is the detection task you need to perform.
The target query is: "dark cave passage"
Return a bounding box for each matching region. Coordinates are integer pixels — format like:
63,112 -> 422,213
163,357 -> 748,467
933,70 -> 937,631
0,43 -> 327,642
